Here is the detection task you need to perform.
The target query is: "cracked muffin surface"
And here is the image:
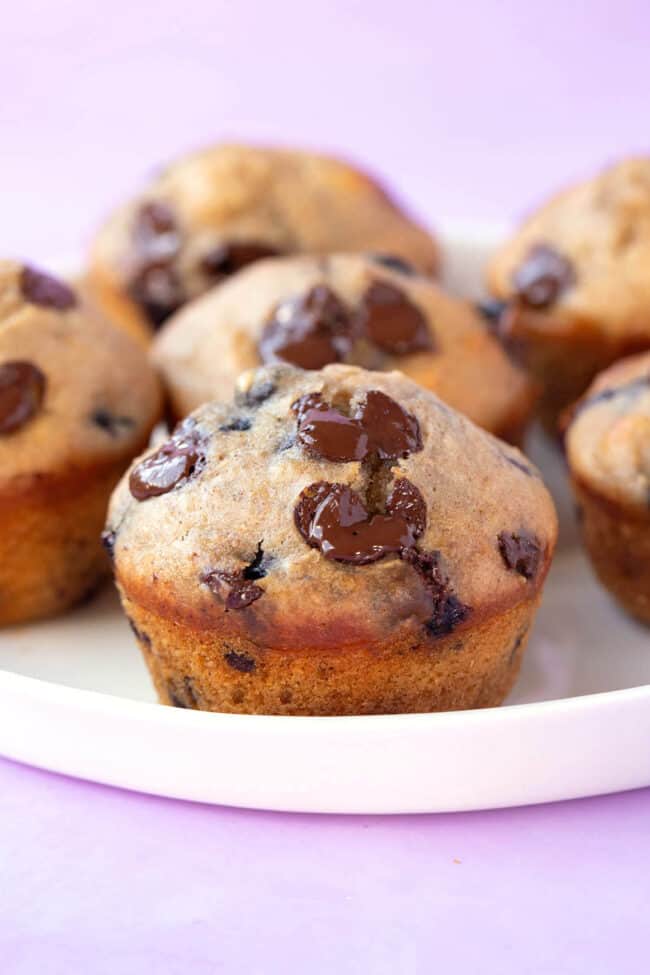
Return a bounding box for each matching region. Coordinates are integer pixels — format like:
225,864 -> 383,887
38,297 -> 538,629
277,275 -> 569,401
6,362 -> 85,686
565,352 -> 650,624
153,253 -> 536,442
0,260 -> 162,624
107,364 -> 557,715
87,144 -> 440,342
486,158 -> 650,426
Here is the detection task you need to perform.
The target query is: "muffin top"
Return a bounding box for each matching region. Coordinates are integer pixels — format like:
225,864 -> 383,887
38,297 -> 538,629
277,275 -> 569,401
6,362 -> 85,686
89,143 -> 439,335
0,261 -> 162,485
107,364 -> 557,651
487,158 -> 650,342
153,252 -> 536,439
565,351 -> 650,511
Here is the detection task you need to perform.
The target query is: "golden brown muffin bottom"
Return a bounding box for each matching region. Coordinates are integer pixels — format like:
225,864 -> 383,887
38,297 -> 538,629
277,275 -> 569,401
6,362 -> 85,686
573,479 -> 650,626
0,463 -> 133,626
120,592 -> 538,716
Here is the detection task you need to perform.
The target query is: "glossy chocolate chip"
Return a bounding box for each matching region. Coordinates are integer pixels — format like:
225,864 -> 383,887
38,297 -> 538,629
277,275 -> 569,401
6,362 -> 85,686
129,421 -> 206,500
369,253 -> 417,276
512,244 -> 575,309
202,241 -> 281,278
498,530 -> 542,580
0,361 -> 46,435
401,548 -> 470,637
91,408 -> 135,437
259,285 -> 354,369
224,650 -> 257,673
101,530 -> 116,562
293,389 -> 422,463
203,569 -> 264,610
128,263 -> 185,328
20,266 -> 77,310
356,281 -> 433,355
294,478 -> 425,564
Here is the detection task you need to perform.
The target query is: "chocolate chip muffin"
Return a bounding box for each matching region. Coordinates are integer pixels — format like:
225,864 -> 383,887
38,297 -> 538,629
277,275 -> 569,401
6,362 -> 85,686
153,253 -> 536,443
106,363 -> 557,715
486,158 -> 650,429
564,351 -> 650,625
0,261 -> 162,625
86,144 -> 440,343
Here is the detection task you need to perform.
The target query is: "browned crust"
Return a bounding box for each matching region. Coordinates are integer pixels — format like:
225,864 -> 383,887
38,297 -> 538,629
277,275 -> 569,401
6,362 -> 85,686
123,591 -> 538,715
572,478 -> 650,625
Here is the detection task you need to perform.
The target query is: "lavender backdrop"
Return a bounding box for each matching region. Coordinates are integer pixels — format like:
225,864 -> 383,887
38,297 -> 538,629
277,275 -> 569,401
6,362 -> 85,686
2,2 -> 650,972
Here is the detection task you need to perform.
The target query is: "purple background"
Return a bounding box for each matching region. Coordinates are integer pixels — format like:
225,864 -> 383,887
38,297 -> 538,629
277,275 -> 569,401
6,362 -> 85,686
2,2 -> 650,971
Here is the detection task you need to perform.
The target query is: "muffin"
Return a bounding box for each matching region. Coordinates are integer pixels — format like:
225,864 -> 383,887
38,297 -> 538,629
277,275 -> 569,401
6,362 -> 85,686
86,144 -> 440,343
106,363 -> 557,716
486,158 -> 650,428
564,351 -> 650,624
153,253 -> 537,442
0,261 -> 162,625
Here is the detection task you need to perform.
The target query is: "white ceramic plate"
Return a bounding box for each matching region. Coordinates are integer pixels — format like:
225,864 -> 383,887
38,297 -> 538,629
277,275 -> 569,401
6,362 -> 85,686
0,229 -> 648,814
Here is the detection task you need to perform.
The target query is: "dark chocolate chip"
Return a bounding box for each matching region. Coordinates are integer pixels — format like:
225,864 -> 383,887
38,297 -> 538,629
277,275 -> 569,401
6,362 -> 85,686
203,569 -> 264,610
259,285 -> 354,369
133,201 -> 180,259
20,266 -> 77,310
238,379 -> 277,408
475,298 -> 508,329
129,420 -> 206,500
356,281 -> 433,355
126,615 -> 152,648
101,530 -> 116,562
401,548 -> 471,638
498,530 -> 542,580
294,478 -> 425,565
128,263 -> 185,328
242,543 -> 270,581
224,650 -> 257,673
219,415 -> 252,432
202,241 -> 281,278
293,389 -> 422,463
0,361 -> 46,435
512,244 -> 575,309
91,408 -> 135,437
369,253 -> 417,276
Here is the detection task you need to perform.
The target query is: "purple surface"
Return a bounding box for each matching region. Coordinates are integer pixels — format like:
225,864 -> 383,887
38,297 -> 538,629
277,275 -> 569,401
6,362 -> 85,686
2,1 -> 650,970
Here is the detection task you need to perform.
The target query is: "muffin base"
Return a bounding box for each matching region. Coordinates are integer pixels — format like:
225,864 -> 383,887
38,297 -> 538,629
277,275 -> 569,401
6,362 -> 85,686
574,481 -> 650,626
119,592 -> 539,716
0,465 -> 128,626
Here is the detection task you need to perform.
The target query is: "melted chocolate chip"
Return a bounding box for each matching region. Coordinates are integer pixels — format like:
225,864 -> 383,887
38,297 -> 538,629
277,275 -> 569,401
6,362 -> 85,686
129,421 -> 206,500
369,254 -> 417,276
224,650 -> 257,673
356,281 -> 433,355
512,244 -> 575,309
203,569 -> 264,610
498,531 -> 542,580
293,389 -> 422,463
259,285 -> 354,369
0,361 -> 46,435
129,201 -> 183,327
219,415 -> 252,432
20,266 -> 77,310
128,263 -> 185,328
202,241 -> 281,278
294,478 -> 425,564
91,408 -> 135,437
401,548 -> 470,638
101,530 -> 116,562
